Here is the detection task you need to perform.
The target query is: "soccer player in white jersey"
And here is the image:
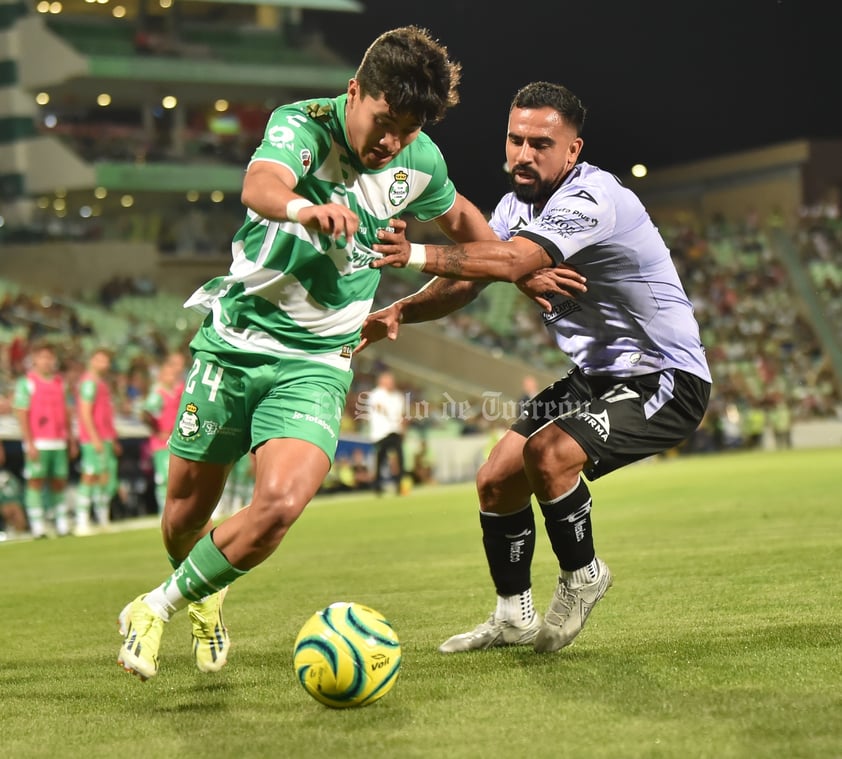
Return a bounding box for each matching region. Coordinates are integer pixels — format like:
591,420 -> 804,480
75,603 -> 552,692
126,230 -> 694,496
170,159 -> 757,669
116,27 -> 516,681
363,81 -> 712,654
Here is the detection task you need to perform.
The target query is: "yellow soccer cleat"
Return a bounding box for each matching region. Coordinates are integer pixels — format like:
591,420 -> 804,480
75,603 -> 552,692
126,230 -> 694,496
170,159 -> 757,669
117,595 -> 165,681
189,587 -> 230,673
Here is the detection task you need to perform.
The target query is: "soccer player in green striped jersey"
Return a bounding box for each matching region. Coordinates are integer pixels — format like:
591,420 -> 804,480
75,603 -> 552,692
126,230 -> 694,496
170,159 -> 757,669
117,26 -> 497,681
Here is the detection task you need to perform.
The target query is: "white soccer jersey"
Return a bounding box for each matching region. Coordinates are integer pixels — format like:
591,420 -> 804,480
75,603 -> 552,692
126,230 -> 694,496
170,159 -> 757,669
488,162 -> 711,381
186,94 -> 457,371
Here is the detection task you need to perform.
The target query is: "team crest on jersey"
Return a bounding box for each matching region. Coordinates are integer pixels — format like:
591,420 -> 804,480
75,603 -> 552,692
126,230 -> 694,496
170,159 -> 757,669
177,402 -> 200,440
388,170 -> 409,206
305,102 -> 333,121
538,207 -> 598,238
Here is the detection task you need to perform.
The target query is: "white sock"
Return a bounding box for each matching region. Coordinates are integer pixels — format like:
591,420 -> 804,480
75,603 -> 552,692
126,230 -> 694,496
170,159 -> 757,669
29,511 -> 46,538
94,492 -> 110,526
54,503 -> 70,536
143,573 -> 196,622
495,588 -> 535,626
562,557 -> 600,587
76,500 -> 91,530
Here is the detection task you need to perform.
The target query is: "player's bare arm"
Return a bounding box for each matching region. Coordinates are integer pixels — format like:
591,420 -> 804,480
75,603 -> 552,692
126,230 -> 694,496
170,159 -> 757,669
356,277 -> 487,354
435,192 -> 500,244
242,160 -> 359,240
372,229 -> 587,290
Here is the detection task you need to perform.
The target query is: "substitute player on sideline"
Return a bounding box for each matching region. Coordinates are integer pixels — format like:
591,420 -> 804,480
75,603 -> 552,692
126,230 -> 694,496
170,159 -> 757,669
364,81 -> 711,654
12,342 -> 75,538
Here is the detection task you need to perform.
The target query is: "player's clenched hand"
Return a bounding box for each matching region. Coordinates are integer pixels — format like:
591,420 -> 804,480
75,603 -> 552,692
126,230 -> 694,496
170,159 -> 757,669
297,202 -> 360,240
370,218 -> 410,268
517,266 -> 587,310
355,304 -> 402,354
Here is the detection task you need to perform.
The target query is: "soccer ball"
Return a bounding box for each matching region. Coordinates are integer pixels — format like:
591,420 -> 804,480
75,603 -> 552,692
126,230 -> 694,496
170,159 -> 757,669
292,601 -> 402,708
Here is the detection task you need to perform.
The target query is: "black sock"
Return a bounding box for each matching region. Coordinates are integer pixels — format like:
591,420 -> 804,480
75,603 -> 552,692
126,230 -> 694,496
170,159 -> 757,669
539,479 -> 595,572
480,505 -> 535,596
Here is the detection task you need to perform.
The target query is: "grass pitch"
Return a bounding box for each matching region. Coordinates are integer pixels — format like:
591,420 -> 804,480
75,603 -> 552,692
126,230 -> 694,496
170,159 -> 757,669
2,448 -> 840,759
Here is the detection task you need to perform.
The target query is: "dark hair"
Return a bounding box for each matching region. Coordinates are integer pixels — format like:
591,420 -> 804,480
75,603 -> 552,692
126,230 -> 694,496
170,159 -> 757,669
355,26 -> 462,125
30,340 -> 56,354
510,81 -> 587,135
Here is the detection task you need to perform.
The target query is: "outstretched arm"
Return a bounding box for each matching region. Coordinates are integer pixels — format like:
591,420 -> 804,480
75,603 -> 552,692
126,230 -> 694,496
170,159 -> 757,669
356,277 -> 486,353
371,225 -> 587,288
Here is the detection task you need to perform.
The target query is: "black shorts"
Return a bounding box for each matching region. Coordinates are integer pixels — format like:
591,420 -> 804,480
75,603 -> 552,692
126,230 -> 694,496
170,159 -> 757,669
511,367 -> 711,480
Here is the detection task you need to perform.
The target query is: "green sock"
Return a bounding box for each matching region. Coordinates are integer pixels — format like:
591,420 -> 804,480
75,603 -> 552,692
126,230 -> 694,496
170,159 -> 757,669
145,533 -> 247,620
26,486 -> 45,536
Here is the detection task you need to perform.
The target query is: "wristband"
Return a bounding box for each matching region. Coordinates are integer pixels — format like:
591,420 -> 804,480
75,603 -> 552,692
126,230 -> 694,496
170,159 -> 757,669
406,243 -> 427,271
286,198 -> 314,222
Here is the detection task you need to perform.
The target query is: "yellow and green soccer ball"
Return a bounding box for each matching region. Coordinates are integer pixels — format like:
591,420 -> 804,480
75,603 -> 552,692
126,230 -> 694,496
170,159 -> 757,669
292,602 -> 402,708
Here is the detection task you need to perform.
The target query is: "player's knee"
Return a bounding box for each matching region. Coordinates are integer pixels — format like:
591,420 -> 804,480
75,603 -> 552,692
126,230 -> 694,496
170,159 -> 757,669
248,484 -> 307,544
476,460 -> 507,511
523,433 -> 581,484
162,500 -> 207,537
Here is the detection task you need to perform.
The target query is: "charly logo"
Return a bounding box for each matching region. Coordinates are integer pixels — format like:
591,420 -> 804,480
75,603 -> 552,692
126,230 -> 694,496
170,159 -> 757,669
388,169 -> 409,206
177,402 -> 200,440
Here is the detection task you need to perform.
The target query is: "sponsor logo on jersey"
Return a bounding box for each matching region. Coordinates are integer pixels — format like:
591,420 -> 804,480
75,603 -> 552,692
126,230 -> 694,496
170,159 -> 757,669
177,402 -> 200,440
203,420 -> 219,436
388,170 -> 409,206
538,207 -> 598,237
340,345 -> 353,359
305,102 -> 333,121
267,125 -> 295,149
542,298 -> 581,324
343,240 -> 381,270
291,410 -> 337,440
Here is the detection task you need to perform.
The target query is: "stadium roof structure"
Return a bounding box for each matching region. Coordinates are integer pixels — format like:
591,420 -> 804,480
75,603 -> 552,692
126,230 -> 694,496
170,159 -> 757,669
178,0 -> 364,10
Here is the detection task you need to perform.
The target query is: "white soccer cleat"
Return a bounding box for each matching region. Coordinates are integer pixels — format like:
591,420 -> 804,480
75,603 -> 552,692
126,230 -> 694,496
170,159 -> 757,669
438,612 -> 542,653
533,557 -> 613,653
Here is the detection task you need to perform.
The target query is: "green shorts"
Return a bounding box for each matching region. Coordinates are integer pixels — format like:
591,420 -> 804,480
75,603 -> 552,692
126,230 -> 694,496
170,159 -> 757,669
79,440 -> 117,478
23,448 -> 69,481
169,351 -> 352,465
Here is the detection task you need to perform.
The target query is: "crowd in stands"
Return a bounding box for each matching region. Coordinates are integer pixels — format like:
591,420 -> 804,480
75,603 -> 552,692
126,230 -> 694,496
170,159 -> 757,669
2,206 -> 842,537
797,208 -> 842,345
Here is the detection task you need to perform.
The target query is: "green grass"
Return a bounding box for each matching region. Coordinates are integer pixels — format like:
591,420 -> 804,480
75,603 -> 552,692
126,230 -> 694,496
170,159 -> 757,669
2,449 -> 841,759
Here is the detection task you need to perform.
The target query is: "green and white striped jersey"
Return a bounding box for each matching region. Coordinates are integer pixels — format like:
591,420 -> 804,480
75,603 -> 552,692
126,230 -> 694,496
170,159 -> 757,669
185,94 -> 457,371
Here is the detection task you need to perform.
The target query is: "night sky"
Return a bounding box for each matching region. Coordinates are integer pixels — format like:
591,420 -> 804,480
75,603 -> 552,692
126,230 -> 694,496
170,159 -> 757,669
309,0 -> 841,210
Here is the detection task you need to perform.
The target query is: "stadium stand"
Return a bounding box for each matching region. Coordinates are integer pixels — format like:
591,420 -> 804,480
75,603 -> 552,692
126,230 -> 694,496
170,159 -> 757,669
2,1 -> 842,533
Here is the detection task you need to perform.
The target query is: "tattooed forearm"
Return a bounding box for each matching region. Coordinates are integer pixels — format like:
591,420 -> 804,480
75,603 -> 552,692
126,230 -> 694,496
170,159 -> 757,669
424,241 -> 529,281
440,245 -> 469,276
399,277 -> 486,323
